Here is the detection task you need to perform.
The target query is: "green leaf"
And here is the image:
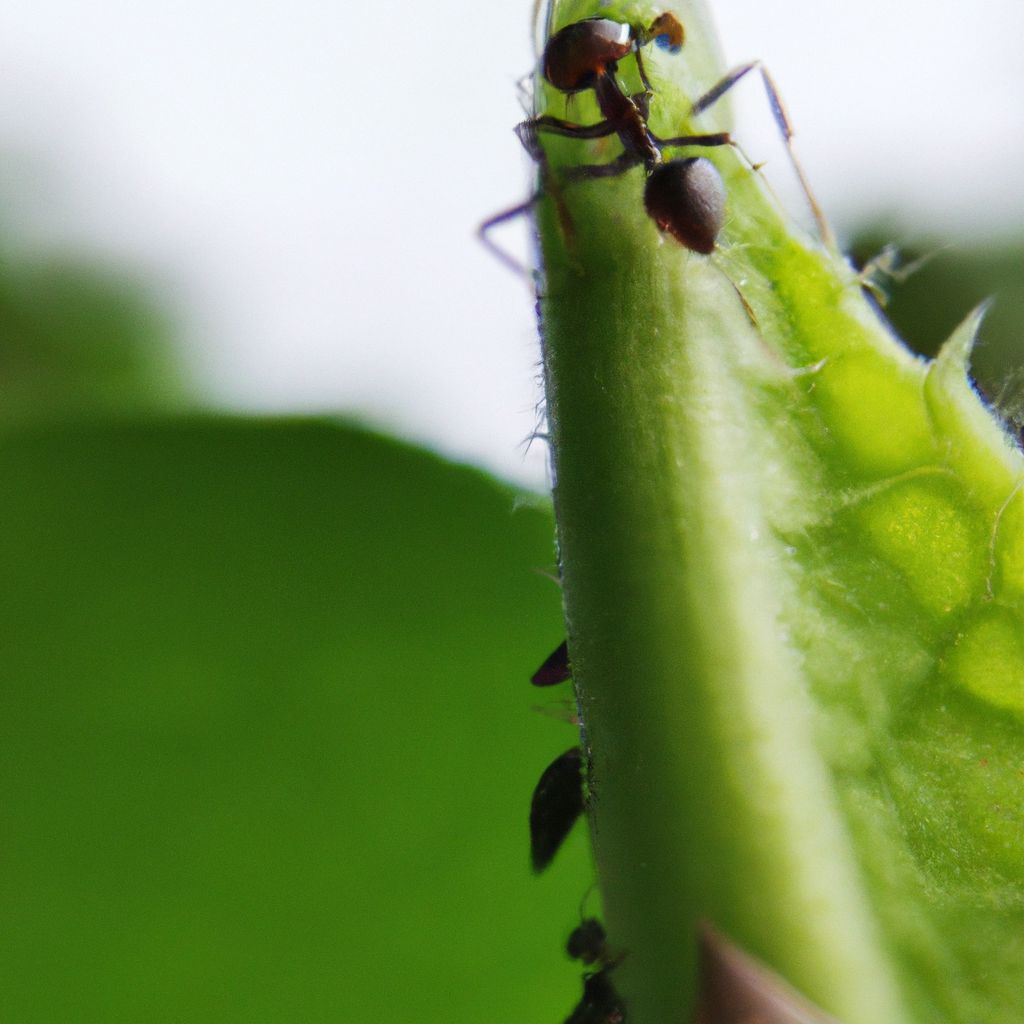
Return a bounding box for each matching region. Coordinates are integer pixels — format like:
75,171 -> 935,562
851,231 -> 1024,422
0,254 -> 184,422
0,420 -> 582,1023
532,2 -> 1024,1022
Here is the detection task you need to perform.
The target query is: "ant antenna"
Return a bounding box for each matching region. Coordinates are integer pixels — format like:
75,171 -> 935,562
689,60 -> 836,250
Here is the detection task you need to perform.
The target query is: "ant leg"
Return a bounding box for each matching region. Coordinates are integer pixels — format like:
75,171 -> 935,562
690,61 -> 836,250
646,127 -> 771,199
478,119 -> 589,276
756,66 -> 836,249
650,130 -> 732,149
651,128 -> 769,191
514,72 -> 534,117
563,151 -> 641,183
521,90 -> 652,148
523,114 -> 620,142
479,193 -> 548,277
690,62 -> 760,118
480,122 -> 640,276
633,44 -> 655,94
479,173 -> 582,279
520,125 -> 581,252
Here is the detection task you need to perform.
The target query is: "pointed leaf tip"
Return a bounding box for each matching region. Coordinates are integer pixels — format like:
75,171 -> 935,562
922,299 -> 1021,498
933,300 -> 992,376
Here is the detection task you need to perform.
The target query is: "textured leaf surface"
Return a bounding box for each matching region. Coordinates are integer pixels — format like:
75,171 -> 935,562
532,2 -> 1024,1022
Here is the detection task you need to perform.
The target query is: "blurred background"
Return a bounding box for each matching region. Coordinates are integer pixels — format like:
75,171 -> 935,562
1,1 -> 1022,1021
2,0 -> 1023,487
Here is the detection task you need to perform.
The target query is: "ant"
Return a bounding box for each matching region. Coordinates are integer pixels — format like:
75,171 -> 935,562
564,917 -> 627,1023
564,967 -> 626,1024
481,11 -> 833,269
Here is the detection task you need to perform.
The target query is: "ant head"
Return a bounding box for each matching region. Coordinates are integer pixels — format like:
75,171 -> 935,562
643,157 -> 726,255
542,18 -> 634,93
566,917 -> 607,965
646,12 -> 685,52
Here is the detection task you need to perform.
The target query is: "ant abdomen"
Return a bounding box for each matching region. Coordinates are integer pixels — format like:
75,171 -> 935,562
643,157 -> 726,255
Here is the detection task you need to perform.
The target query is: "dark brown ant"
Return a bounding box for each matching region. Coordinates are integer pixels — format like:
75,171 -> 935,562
563,915 -> 628,1022
481,11 -> 833,267
527,12 -> 733,255
532,639 -> 571,686
564,966 -> 626,1024
530,746 -> 585,872
566,917 -> 609,965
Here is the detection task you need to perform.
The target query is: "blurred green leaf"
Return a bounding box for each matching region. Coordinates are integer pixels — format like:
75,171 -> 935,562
0,252 -> 184,422
0,419 -> 587,1023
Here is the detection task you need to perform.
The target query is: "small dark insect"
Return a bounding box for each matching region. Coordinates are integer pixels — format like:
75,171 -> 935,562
530,746 -> 585,872
481,10 -> 832,268
566,917 -> 609,965
564,966 -> 626,1024
532,639 -> 572,686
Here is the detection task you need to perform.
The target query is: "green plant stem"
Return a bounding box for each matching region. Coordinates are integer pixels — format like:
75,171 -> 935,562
542,224 -> 909,1023
534,2 -> 1024,1023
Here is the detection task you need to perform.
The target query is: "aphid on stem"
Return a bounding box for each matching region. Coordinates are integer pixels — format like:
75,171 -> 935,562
530,745 -> 585,872
532,638 -> 572,686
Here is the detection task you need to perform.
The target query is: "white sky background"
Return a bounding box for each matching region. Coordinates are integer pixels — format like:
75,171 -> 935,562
1,0 -> 1022,488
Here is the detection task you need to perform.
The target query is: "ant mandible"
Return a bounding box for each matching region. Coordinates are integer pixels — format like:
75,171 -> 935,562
481,10 -> 833,268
